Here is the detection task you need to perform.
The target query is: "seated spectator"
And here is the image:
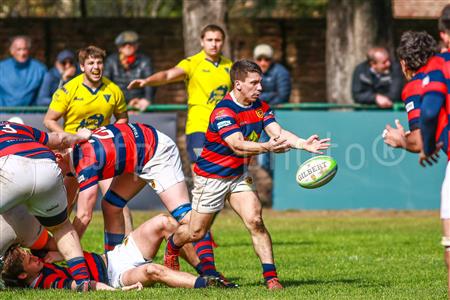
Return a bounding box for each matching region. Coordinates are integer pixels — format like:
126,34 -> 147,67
351,47 -> 404,108
104,31 -> 154,111
253,44 -> 291,105
0,36 -> 46,106
253,43 -> 291,175
36,50 -> 78,106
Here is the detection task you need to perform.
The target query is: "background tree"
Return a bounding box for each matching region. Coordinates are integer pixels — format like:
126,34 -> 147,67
326,0 -> 393,104
182,0 -> 230,57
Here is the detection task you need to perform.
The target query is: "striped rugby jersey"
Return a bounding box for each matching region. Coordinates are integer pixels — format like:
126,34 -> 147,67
194,93 -> 276,178
73,123 -> 158,191
0,121 -> 54,161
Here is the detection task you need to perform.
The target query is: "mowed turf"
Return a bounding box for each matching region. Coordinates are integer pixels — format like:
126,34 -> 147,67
1,210 -> 446,299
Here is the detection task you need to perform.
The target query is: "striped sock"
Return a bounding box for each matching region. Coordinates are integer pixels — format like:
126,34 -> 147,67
167,235 -> 181,255
104,232 -> 124,252
67,256 -> 90,284
194,276 -> 208,288
193,231 -> 219,276
262,263 -> 278,282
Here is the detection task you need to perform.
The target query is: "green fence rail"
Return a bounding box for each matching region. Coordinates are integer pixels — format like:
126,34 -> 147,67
0,102 -> 405,113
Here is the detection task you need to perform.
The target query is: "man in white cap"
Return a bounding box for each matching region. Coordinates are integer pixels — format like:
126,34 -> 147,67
253,43 -> 291,175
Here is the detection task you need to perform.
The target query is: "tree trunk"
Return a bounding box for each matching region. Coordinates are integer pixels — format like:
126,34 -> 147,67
182,0 -> 230,57
326,0 -> 393,104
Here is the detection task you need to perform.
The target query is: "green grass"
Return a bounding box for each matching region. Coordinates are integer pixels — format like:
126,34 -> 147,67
1,210 -> 446,299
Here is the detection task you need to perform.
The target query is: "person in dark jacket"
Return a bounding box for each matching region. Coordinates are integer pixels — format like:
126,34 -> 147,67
253,44 -> 292,175
104,31 -> 154,111
36,50 -> 78,106
352,47 -> 404,108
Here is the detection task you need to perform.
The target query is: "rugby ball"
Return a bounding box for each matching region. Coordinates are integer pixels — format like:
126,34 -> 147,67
296,155 -> 337,189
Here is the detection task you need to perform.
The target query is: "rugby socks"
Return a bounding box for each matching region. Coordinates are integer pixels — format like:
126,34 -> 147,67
67,256 -> 90,284
104,232 -> 124,252
262,263 -> 278,282
167,235 -> 181,255
194,276 -> 208,288
194,231 -> 220,276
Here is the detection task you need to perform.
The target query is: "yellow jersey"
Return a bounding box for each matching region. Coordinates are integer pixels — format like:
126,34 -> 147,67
49,74 -> 127,134
177,50 -> 232,134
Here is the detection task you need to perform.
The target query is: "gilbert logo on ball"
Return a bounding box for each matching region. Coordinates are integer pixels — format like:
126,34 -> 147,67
296,155 -> 337,189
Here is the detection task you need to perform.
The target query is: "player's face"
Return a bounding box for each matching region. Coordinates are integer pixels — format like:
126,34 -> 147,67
201,31 -> 224,59
236,71 -> 263,103
80,56 -> 104,84
10,38 -> 30,63
20,249 -> 44,277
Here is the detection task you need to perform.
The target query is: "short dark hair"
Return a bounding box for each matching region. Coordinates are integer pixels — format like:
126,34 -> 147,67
396,31 -> 437,72
230,59 -> 262,84
200,24 -> 226,40
78,45 -> 106,65
1,244 -> 28,288
439,4 -> 450,34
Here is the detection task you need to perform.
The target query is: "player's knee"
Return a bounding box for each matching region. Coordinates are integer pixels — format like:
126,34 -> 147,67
146,264 -> 165,280
156,214 -> 178,234
188,227 -> 207,242
247,216 -> 266,233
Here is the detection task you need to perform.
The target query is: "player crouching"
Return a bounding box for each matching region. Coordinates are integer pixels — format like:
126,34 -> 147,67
1,214 -> 223,291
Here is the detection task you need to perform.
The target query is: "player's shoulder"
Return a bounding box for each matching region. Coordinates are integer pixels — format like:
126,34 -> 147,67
63,74 -> 83,91
102,77 -> 122,93
220,55 -> 233,66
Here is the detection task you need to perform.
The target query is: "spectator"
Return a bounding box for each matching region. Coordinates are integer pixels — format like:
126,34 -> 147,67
253,43 -> 291,175
351,47 -> 404,108
0,36 -> 46,106
104,31 -> 154,111
36,49 -> 78,106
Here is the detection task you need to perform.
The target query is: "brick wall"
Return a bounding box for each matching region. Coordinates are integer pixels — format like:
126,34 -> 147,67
0,17 -> 439,104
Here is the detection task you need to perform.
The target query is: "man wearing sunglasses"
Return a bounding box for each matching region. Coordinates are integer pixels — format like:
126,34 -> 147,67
253,44 -> 291,176
37,50 -> 79,106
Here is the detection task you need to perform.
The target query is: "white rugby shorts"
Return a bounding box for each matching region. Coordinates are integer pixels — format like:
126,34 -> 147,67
0,155 -> 67,219
191,173 -> 256,213
0,205 -> 45,255
106,234 -> 151,288
138,131 -> 185,194
441,161 -> 450,219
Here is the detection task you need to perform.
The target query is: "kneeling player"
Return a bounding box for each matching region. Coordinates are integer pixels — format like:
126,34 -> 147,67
1,214 -> 222,290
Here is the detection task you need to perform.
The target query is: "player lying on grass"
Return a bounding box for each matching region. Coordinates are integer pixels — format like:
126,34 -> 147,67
163,59 -> 330,290
1,214 -> 223,290
57,122 -> 236,287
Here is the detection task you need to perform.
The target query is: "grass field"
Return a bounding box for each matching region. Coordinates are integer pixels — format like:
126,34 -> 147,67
1,210 -> 447,299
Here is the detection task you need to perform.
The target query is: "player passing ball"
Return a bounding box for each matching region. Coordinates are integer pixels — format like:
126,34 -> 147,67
163,59 -> 330,290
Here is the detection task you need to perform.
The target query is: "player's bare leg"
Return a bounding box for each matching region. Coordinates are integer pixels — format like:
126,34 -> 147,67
442,219 -> 450,294
228,191 -> 282,289
99,177 -> 134,235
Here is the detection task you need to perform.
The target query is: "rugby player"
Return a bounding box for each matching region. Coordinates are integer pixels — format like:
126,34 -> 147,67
0,121 -> 95,291
128,24 -> 232,283
1,214 -> 222,290
43,45 -> 133,237
56,122 -> 235,287
163,60 -> 330,289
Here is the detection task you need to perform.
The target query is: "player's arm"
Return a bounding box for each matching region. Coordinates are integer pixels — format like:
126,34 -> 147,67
114,111 -> 128,124
224,131 -> 290,156
43,108 -> 65,132
383,119 -> 422,153
72,184 -> 99,239
264,122 -> 331,154
46,128 -> 91,150
127,67 -> 186,89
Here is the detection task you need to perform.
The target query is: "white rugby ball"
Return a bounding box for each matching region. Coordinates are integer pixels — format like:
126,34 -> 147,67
296,155 -> 337,189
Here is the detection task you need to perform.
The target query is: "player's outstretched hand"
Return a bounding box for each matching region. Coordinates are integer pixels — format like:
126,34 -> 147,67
76,127 -> 92,141
383,119 -> 407,149
121,282 -> 143,291
127,79 -> 147,90
419,142 -> 443,167
268,136 -> 290,153
302,135 -> 331,154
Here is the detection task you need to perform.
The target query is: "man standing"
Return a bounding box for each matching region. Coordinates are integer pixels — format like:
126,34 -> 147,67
352,46 -> 404,108
104,31 -> 154,111
128,24 -> 232,165
163,60 -> 330,289
0,36 -> 46,106
253,43 -> 291,175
